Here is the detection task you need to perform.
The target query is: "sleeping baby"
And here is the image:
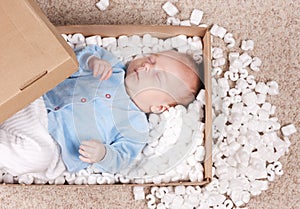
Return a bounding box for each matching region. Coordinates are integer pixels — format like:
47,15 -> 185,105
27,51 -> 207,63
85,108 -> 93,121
0,45 -> 201,178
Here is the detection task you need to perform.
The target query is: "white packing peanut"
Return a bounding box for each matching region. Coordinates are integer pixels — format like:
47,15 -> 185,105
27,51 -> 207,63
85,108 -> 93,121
224,33 -> 236,48
75,176 -> 87,185
167,17 -> 181,25
207,193 -> 226,206
256,94 -> 267,104
156,187 -> 169,199
228,52 -> 240,63
212,67 -> 223,76
196,89 -> 206,105
273,161 -> 284,176
180,20 -> 192,26
174,185 -> 186,195
250,57 -> 262,72
156,203 -> 167,209
171,35 -> 188,48
229,72 -> 239,82
162,1 -> 179,16
242,91 -> 257,107
54,176 -> 65,185
267,81 -> 279,95
210,24 -> 227,39
212,47 -> 224,59
194,146 -> 205,161
87,174 -> 98,185
128,35 -> 142,47
281,124 -> 297,136
86,35 -> 102,46
266,164 -> 276,181
102,37 -> 117,48
61,34 -> 68,42
199,23 -> 209,27
142,34 -> 153,47
239,52 -> 252,67
212,57 -> 226,67
146,194 -> 157,209
170,195 -> 184,209
190,9 -> 204,25
18,174 -> 34,185
255,82 -> 269,94
187,36 -> 203,50
96,0 -> 109,11
133,186 -> 145,200
70,33 -> 85,44
241,39 -> 254,51
117,35 -> 129,47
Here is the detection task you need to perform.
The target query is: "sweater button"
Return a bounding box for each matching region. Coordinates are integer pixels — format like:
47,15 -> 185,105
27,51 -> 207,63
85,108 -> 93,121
54,106 -> 60,110
105,94 -> 111,99
81,98 -> 87,103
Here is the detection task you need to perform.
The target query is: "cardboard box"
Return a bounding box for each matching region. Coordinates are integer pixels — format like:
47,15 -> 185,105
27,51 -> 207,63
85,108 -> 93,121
0,0 -> 78,123
56,25 -> 213,186
0,0 -> 212,186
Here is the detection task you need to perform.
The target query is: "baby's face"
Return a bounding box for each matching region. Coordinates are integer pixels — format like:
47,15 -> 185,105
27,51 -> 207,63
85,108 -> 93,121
125,51 -> 194,113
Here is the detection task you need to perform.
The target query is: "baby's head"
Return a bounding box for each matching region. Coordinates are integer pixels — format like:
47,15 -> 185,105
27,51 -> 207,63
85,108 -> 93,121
125,50 -> 202,113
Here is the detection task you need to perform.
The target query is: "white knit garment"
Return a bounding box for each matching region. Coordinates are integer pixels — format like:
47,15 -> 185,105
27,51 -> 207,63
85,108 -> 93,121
0,97 -> 65,182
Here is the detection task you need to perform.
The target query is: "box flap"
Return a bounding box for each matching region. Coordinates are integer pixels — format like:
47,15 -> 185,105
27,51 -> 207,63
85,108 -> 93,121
0,0 -> 78,123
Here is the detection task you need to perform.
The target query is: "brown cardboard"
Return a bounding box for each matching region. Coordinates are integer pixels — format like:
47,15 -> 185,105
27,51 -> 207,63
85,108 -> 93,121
0,0 -> 78,123
57,25 -> 212,186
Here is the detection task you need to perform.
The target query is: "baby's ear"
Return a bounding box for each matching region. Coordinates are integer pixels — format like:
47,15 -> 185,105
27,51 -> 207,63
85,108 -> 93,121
148,54 -> 157,64
150,105 -> 170,114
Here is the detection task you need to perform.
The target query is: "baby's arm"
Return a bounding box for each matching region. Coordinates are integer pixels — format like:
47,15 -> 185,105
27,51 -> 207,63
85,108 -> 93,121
73,45 -> 124,78
79,137 -> 146,173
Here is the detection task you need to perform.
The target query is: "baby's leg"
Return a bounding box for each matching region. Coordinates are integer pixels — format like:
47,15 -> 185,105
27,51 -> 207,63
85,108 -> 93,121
0,98 -> 65,178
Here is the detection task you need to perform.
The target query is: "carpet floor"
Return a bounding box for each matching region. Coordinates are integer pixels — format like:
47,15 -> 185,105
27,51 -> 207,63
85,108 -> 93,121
0,1 -> 299,208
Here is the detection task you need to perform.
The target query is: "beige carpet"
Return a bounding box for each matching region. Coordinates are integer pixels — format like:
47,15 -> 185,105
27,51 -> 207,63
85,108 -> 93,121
0,0 -> 299,208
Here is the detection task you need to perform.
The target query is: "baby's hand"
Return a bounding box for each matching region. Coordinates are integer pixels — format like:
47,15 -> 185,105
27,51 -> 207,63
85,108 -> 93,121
88,57 -> 112,80
79,140 -> 106,163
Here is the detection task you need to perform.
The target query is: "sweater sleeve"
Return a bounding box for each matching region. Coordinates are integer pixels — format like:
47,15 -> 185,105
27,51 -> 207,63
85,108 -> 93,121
71,45 -> 125,78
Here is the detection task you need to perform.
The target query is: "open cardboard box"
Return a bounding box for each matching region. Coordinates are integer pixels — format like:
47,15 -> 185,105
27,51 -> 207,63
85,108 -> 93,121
0,0 -> 212,186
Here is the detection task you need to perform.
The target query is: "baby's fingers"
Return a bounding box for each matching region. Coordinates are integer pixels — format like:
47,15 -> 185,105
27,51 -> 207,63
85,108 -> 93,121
100,68 -> 112,80
79,155 -> 92,163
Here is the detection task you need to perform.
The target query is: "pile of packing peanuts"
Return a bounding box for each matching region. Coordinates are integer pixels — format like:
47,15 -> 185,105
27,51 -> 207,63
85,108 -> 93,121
131,2 -> 296,209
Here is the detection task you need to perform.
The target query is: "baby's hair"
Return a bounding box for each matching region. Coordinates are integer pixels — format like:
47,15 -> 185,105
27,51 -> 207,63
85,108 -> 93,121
155,50 -> 203,106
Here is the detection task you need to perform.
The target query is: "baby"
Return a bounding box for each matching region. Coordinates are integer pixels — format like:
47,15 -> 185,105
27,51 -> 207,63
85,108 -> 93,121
0,44 -> 201,177
44,45 -> 201,174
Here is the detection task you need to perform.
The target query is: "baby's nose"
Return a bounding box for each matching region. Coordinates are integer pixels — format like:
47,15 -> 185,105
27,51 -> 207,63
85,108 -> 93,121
142,62 -> 151,71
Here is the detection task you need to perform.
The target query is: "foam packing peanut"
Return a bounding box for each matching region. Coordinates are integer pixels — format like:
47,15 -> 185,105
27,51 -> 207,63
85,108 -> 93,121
212,47 -> 224,59
171,35 -> 188,48
239,52 -> 253,67
102,37 -> 117,48
180,20 -> 191,26
162,1 -> 179,16
211,67 -> 222,77
241,39 -> 255,51
187,36 -> 203,50
210,24 -> 227,39
133,186 -> 145,200
69,33 -> 85,44
190,9 -> 203,25
86,35 -> 102,46
250,57 -> 262,72
224,33 -> 236,48
96,0 -> 109,11
167,17 -> 181,25
281,124 -> 297,136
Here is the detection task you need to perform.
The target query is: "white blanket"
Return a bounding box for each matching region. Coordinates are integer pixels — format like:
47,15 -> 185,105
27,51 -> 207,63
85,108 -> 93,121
0,97 -> 65,181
